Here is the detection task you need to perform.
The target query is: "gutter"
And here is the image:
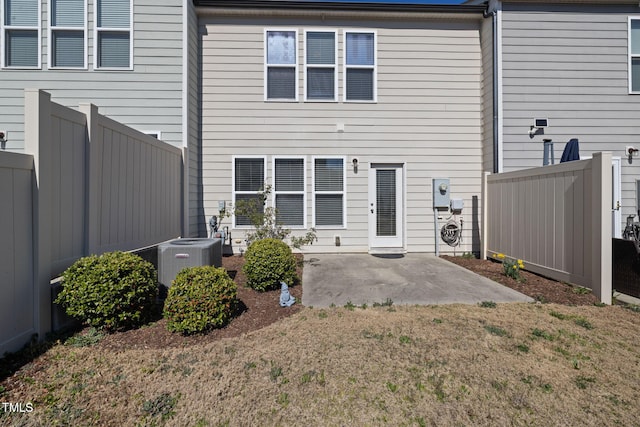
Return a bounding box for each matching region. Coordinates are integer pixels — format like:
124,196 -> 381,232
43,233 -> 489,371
484,6 -> 499,174
192,0 -> 486,14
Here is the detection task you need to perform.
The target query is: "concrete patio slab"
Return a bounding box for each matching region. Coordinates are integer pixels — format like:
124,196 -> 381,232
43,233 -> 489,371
302,253 -> 533,307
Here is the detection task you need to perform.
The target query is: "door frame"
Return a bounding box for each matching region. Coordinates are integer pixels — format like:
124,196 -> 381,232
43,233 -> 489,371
368,162 -> 405,251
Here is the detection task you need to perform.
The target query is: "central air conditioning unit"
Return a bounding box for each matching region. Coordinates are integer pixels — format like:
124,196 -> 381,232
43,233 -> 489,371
158,238 -> 222,288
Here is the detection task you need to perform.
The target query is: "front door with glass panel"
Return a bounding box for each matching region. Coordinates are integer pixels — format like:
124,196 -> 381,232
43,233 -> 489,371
368,164 -> 403,249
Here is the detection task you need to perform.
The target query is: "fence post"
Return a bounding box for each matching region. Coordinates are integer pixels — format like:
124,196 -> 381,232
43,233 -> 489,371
79,103 -> 100,255
481,171 -> 489,260
24,89 -> 53,339
592,152 -> 612,304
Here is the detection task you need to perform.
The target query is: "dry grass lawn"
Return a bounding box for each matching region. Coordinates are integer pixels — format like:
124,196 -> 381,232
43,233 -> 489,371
2,303 -> 640,426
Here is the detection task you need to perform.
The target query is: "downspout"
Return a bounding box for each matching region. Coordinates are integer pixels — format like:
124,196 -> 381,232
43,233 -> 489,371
484,3 -> 499,174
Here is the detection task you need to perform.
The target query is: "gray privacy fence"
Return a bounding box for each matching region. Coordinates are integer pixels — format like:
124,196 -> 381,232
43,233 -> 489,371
0,89 -> 182,356
482,152 -> 612,304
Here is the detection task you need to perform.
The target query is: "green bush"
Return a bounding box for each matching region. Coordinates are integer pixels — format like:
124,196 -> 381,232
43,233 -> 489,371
163,266 -> 238,334
55,251 -> 158,331
242,238 -> 297,291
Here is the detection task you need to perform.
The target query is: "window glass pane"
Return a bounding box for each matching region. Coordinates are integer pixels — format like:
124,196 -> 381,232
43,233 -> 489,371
276,194 -> 304,226
267,31 -> 295,65
315,194 -> 343,226
52,30 -> 84,67
267,67 -> 295,99
315,158 -> 343,191
307,68 -> 335,100
346,32 -> 374,66
52,0 -> 83,27
632,58 -> 640,92
376,170 -> 397,236
346,69 -> 374,101
235,194 -> 264,226
307,31 -> 334,65
6,30 -> 38,66
98,31 -> 129,67
97,0 -> 130,28
235,158 -> 264,192
5,0 -> 38,26
275,158 -> 304,192
632,20 -> 640,55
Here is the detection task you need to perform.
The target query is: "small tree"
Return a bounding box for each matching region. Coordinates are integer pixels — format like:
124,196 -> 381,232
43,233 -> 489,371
231,185 -> 317,249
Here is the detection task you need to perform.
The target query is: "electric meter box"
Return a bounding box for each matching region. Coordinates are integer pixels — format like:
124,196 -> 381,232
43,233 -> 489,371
433,178 -> 451,209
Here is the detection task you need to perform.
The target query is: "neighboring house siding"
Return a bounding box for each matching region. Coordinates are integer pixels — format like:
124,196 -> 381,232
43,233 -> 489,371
199,14 -> 483,253
0,0 -> 183,151
500,3 -> 640,232
187,1 -> 203,237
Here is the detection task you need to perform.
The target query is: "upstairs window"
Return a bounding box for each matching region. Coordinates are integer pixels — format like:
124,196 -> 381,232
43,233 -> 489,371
50,0 -> 86,68
265,29 -> 297,101
344,31 -> 376,102
274,157 -> 305,227
95,0 -> 131,69
305,30 -> 336,101
630,18 -> 640,93
2,0 -> 41,68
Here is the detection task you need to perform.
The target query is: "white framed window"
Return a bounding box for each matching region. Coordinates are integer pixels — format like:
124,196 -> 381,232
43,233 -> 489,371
1,0 -> 41,68
265,29 -> 298,101
304,30 -> 337,102
94,0 -> 132,70
49,0 -> 87,69
344,31 -> 376,102
142,130 -> 162,140
233,156 -> 266,228
630,17 -> 640,93
273,157 -> 306,228
313,157 -> 346,228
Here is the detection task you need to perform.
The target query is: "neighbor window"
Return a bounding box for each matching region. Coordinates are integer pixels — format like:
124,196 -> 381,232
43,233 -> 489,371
2,0 -> 41,68
95,0 -> 132,69
314,157 -> 345,228
305,30 -> 337,101
50,0 -> 86,68
630,18 -> 640,92
265,29 -> 297,100
274,157 -> 305,227
344,31 -> 376,102
233,157 -> 266,227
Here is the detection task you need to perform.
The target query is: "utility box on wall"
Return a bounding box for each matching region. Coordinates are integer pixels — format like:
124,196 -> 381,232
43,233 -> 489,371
158,238 -> 222,287
433,178 -> 451,209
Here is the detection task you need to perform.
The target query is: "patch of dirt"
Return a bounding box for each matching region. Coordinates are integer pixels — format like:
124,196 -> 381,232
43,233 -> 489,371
441,255 -> 600,306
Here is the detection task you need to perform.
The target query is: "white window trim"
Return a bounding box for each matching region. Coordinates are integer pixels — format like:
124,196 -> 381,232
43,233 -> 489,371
93,0 -> 133,71
629,17 -> 640,93
304,29 -> 338,103
264,28 -> 299,102
48,0 -> 88,70
1,0 -> 42,69
343,30 -> 377,103
312,156 -> 347,229
272,156 -> 307,229
232,155 -> 267,229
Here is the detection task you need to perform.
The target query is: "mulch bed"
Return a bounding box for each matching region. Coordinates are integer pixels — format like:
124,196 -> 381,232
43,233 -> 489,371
441,255 -> 600,306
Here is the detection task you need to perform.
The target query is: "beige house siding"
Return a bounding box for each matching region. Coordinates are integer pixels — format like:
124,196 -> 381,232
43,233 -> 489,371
199,14 -> 484,253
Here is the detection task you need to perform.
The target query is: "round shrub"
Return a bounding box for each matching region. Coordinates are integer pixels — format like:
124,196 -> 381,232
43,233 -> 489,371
242,238 -> 297,291
55,251 -> 158,331
163,266 -> 238,334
